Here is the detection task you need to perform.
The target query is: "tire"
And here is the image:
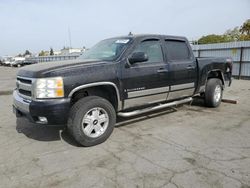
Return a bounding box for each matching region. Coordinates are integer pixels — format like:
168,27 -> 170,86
67,96 -> 116,146
204,78 -> 223,107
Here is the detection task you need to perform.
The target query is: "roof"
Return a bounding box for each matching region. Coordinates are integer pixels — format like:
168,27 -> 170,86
107,34 -> 187,41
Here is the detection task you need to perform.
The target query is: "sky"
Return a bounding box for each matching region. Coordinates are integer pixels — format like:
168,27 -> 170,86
0,0 -> 249,56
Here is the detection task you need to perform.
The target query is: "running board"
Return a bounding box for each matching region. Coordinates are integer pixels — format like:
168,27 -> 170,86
117,97 -> 193,117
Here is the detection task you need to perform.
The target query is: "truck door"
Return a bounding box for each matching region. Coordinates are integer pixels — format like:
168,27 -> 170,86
164,39 -> 196,100
121,38 -> 170,110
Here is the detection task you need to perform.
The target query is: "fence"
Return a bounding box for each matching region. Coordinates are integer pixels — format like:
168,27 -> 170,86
192,41 -> 250,79
27,54 -> 80,63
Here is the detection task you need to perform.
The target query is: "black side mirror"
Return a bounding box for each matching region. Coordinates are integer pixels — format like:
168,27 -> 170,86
128,52 -> 148,64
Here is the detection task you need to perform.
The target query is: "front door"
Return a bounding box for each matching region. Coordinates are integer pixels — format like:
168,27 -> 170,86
121,38 -> 170,110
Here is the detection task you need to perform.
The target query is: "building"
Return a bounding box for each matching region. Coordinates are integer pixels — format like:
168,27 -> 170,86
61,48 -> 85,55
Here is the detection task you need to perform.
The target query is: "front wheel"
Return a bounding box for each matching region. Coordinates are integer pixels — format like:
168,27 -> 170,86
67,96 -> 116,146
204,78 -> 223,107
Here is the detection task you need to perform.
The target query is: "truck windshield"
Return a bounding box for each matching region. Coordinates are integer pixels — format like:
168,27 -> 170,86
79,38 -> 131,61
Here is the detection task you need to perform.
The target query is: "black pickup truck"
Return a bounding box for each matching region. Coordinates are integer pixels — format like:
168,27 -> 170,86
13,34 -> 232,146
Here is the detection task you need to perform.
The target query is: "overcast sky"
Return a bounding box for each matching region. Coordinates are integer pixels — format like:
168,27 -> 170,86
0,0 -> 249,56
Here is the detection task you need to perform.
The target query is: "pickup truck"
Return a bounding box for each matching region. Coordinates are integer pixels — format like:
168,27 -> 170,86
13,34 -> 233,146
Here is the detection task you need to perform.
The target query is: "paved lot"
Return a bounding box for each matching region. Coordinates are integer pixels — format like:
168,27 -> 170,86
0,66 -> 250,188
0,67 -> 17,95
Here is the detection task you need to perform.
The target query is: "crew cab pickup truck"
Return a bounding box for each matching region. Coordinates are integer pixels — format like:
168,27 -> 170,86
13,34 -> 232,146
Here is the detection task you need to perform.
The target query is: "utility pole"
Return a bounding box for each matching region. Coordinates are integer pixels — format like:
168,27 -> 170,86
68,27 -> 72,49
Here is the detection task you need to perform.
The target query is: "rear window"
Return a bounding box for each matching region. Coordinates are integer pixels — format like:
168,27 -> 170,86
165,40 -> 190,61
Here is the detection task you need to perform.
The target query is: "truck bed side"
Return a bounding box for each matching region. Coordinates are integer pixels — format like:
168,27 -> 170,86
195,57 -> 232,94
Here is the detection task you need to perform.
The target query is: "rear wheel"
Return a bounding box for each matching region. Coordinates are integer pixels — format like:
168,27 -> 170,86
204,78 -> 223,107
67,96 -> 116,146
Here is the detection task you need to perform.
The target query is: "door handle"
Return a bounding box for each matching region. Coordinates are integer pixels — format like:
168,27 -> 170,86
186,65 -> 195,70
157,68 -> 168,73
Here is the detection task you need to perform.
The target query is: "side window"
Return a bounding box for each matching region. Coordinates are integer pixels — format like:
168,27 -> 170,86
165,40 -> 190,61
133,40 -> 163,63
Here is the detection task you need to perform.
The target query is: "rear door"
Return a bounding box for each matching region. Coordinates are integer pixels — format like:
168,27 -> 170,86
121,38 -> 170,109
164,39 -> 197,100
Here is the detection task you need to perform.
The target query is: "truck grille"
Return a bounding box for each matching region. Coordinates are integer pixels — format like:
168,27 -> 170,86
16,77 -> 33,100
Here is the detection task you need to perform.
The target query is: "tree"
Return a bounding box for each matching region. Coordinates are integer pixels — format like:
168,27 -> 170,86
39,50 -> 46,56
23,50 -> 31,56
197,19 -> 250,44
239,34 -> 250,41
50,48 -> 54,56
224,27 -> 241,41
240,19 -> 250,35
198,34 -> 228,44
239,19 -> 250,41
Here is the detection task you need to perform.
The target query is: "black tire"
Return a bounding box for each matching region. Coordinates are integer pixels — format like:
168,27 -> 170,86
204,78 -> 223,107
67,96 -> 116,146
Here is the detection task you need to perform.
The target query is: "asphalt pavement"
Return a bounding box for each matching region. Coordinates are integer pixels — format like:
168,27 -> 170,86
0,66 -> 249,188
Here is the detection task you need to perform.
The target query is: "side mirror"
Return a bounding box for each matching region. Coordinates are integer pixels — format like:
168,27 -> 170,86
128,52 -> 148,64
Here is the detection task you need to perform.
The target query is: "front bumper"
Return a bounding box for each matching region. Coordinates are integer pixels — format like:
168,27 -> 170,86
13,89 -> 71,125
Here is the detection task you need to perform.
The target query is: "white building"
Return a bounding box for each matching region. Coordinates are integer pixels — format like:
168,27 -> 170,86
13,57 -> 25,61
53,51 -> 61,55
61,48 -> 84,55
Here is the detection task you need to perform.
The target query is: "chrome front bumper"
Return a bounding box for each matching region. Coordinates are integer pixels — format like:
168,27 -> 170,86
13,89 -> 30,114
13,89 -> 71,125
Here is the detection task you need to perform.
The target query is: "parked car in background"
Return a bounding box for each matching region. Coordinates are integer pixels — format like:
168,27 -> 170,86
11,60 -> 24,67
3,59 -> 12,66
0,57 -> 3,66
22,60 -> 38,66
0,56 -> 12,66
11,60 -> 38,67
0,56 -> 38,67
10,57 -> 25,67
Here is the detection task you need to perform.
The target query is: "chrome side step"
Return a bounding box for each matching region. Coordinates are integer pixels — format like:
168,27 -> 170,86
117,97 -> 193,117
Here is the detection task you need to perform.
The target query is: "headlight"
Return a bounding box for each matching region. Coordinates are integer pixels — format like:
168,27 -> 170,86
34,77 -> 64,99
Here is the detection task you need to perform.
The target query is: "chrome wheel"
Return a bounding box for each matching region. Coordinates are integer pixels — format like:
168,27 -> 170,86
214,85 -> 221,103
81,107 -> 109,138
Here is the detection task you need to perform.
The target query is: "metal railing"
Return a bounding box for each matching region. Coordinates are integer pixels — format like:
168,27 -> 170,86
26,54 -> 80,63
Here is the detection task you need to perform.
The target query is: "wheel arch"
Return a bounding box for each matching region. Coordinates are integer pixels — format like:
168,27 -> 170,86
198,69 -> 225,94
68,82 -> 122,111
206,70 -> 225,88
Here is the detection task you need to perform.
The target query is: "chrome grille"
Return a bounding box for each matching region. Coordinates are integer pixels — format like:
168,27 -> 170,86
16,77 -> 33,100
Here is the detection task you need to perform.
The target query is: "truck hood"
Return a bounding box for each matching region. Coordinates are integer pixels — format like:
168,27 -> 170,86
17,59 -> 106,78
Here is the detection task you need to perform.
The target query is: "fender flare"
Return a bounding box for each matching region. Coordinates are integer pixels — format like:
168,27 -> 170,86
206,69 -> 225,87
199,69 -> 225,93
68,82 -> 122,111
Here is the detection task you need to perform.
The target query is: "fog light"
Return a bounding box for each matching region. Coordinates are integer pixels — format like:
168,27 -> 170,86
38,116 -> 48,124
